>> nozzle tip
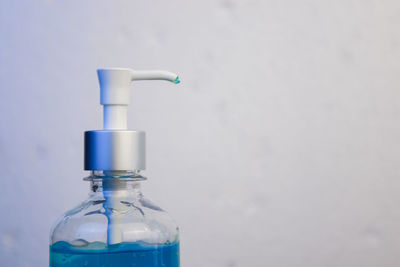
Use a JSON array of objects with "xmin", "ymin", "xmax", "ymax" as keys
[{"xmin": 173, "ymin": 76, "xmax": 181, "ymax": 84}]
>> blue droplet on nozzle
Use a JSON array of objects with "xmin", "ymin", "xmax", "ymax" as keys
[{"xmin": 174, "ymin": 76, "xmax": 181, "ymax": 84}]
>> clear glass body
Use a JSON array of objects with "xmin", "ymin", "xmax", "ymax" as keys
[{"xmin": 49, "ymin": 171, "xmax": 179, "ymax": 267}]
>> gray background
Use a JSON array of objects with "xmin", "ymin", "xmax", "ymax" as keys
[{"xmin": 1, "ymin": 0, "xmax": 400, "ymax": 266}]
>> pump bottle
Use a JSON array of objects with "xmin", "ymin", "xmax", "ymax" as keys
[{"xmin": 49, "ymin": 68, "xmax": 180, "ymax": 267}]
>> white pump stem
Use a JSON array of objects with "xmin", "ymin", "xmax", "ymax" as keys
[{"xmin": 103, "ymin": 105, "xmax": 128, "ymax": 130}]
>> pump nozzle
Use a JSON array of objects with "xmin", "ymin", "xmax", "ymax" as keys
[
  {"xmin": 97, "ymin": 68, "xmax": 179, "ymax": 130},
  {"xmin": 84, "ymin": 68, "xmax": 179, "ymax": 172},
  {"xmin": 131, "ymin": 70, "xmax": 180, "ymax": 84}
]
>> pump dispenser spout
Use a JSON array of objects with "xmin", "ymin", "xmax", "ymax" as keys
[
  {"xmin": 84, "ymin": 68, "xmax": 179, "ymax": 172},
  {"xmin": 98, "ymin": 68, "xmax": 179, "ymax": 130}
]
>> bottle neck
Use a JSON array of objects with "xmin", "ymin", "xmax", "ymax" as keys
[{"xmin": 86, "ymin": 170, "xmax": 146, "ymax": 197}]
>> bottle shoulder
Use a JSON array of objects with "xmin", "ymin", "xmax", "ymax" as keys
[{"xmin": 50, "ymin": 194, "xmax": 179, "ymax": 245}]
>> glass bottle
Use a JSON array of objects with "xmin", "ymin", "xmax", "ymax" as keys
[{"xmin": 50, "ymin": 68, "xmax": 181, "ymax": 267}]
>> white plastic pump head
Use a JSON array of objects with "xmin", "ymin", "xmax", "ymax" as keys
[
  {"xmin": 98, "ymin": 68, "xmax": 180, "ymax": 130},
  {"xmin": 84, "ymin": 68, "xmax": 180, "ymax": 171}
]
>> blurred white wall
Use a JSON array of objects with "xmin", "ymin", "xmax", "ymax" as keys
[{"xmin": 1, "ymin": 0, "xmax": 400, "ymax": 266}]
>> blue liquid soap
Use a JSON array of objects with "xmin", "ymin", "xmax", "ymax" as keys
[{"xmin": 50, "ymin": 241, "xmax": 179, "ymax": 267}]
